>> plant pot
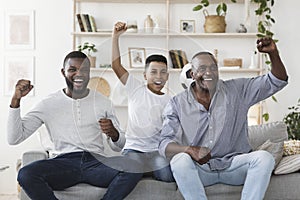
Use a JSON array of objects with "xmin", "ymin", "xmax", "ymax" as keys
[
  {"xmin": 203, "ymin": 10, "xmax": 226, "ymax": 33},
  {"xmin": 88, "ymin": 56, "xmax": 96, "ymax": 68}
]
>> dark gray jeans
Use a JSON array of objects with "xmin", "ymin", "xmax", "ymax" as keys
[{"xmin": 18, "ymin": 151, "xmax": 143, "ymax": 200}]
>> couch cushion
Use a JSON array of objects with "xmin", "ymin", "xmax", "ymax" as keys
[
  {"xmin": 274, "ymin": 154, "xmax": 300, "ymax": 175},
  {"xmin": 126, "ymin": 178, "xmax": 183, "ymax": 200},
  {"xmin": 54, "ymin": 183, "xmax": 106, "ymax": 200},
  {"xmin": 53, "ymin": 179, "xmax": 183, "ymax": 200},
  {"xmin": 248, "ymin": 121, "xmax": 288, "ymax": 150},
  {"xmin": 256, "ymin": 139, "xmax": 284, "ymax": 167},
  {"xmin": 266, "ymin": 173, "xmax": 300, "ymax": 200}
]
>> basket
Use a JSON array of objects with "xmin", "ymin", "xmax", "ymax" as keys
[
  {"xmin": 203, "ymin": 10, "xmax": 226, "ymax": 33},
  {"xmin": 223, "ymin": 58, "xmax": 243, "ymax": 67}
]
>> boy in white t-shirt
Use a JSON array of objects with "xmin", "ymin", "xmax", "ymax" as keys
[{"xmin": 112, "ymin": 21, "xmax": 174, "ymax": 182}]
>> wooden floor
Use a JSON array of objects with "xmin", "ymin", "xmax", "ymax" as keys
[{"xmin": 0, "ymin": 194, "xmax": 18, "ymax": 200}]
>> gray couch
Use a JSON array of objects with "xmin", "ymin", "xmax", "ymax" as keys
[{"xmin": 20, "ymin": 122, "xmax": 300, "ymax": 200}]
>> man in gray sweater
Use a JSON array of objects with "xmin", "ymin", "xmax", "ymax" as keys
[{"xmin": 7, "ymin": 51, "xmax": 142, "ymax": 200}]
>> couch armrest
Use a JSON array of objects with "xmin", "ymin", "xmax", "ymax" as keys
[{"xmin": 22, "ymin": 150, "xmax": 49, "ymax": 166}]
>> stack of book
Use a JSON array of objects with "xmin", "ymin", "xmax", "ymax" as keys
[
  {"xmin": 169, "ymin": 50, "xmax": 188, "ymax": 69},
  {"xmin": 76, "ymin": 14, "xmax": 97, "ymax": 32}
]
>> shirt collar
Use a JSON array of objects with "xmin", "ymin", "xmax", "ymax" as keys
[{"xmin": 187, "ymin": 80, "xmax": 221, "ymax": 104}]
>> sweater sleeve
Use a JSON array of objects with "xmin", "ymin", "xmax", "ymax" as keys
[
  {"xmin": 106, "ymin": 107, "xmax": 126, "ymax": 151},
  {"xmin": 7, "ymin": 107, "xmax": 42, "ymax": 145}
]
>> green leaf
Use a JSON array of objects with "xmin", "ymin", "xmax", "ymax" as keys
[
  {"xmin": 193, "ymin": 5, "xmax": 203, "ymax": 11},
  {"xmin": 256, "ymin": 33, "xmax": 266, "ymax": 38},
  {"xmin": 271, "ymin": 0, "xmax": 275, "ymax": 6},
  {"xmin": 270, "ymin": 18, "xmax": 275, "ymax": 23},
  {"xmin": 255, "ymin": 9, "xmax": 263, "ymax": 15},
  {"xmin": 216, "ymin": 4, "xmax": 222, "ymax": 16},
  {"xmin": 258, "ymin": 23, "xmax": 266, "ymax": 33},
  {"xmin": 265, "ymin": 30, "xmax": 274, "ymax": 37},
  {"xmin": 222, "ymin": 3, "xmax": 227, "ymax": 13},
  {"xmin": 271, "ymin": 95, "xmax": 278, "ymax": 102},
  {"xmin": 263, "ymin": 113, "xmax": 269, "ymax": 121},
  {"xmin": 201, "ymin": 0, "xmax": 209, "ymax": 7},
  {"xmin": 231, "ymin": 0, "xmax": 237, "ymax": 2}
]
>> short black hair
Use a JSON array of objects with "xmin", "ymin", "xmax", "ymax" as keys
[
  {"xmin": 63, "ymin": 51, "xmax": 90, "ymax": 68},
  {"xmin": 145, "ymin": 54, "xmax": 167, "ymax": 71}
]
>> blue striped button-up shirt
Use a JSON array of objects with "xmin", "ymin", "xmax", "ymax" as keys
[{"xmin": 159, "ymin": 72, "xmax": 288, "ymax": 170}]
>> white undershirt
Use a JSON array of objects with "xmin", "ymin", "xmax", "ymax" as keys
[{"xmin": 124, "ymin": 74, "xmax": 171, "ymax": 152}]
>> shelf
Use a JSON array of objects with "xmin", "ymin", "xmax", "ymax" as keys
[
  {"xmin": 91, "ymin": 68, "xmax": 261, "ymax": 73},
  {"xmin": 75, "ymin": 0, "xmax": 165, "ymax": 3},
  {"xmin": 73, "ymin": 32, "xmax": 258, "ymax": 38},
  {"xmin": 75, "ymin": 0, "xmax": 244, "ymax": 3},
  {"xmin": 72, "ymin": 32, "xmax": 168, "ymax": 37},
  {"xmin": 170, "ymin": 0, "xmax": 245, "ymax": 3},
  {"xmin": 219, "ymin": 68, "xmax": 261, "ymax": 73},
  {"xmin": 168, "ymin": 33, "xmax": 258, "ymax": 38}
]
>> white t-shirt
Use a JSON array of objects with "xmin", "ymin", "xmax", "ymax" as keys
[{"xmin": 124, "ymin": 74, "xmax": 171, "ymax": 152}]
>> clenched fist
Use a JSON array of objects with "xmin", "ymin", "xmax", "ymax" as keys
[
  {"xmin": 10, "ymin": 79, "xmax": 34, "ymax": 108},
  {"xmin": 99, "ymin": 118, "xmax": 119, "ymax": 142},
  {"xmin": 185, "ymin": 146, "xmax": 211, "ymax": 165}
]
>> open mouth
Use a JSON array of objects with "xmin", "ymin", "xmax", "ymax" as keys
[
  {"xmin": 154, "ymin": 81, "xmax": 163, "ymax": 85},
  {"xmin": 203, "ymin": 78, "xmax": 213, "ymax": 81},
  {"xmin": 73, "ymin": 78, "xmax": 84, "ymax": 87}
]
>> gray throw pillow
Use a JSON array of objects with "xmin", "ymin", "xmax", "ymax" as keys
[{"xmin": 256, "ymin": 139, "xmax": 284, "ymax": 168}]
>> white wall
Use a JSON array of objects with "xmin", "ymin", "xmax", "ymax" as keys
[
  {"xmin": 0, "ymin": 0, "xmax": 72, "ymax": 194},
  {"xmin": 0, "ymin": 0, "xmax": 299, "ymax": 194}
]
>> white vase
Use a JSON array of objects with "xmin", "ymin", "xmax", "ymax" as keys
[{"xmin": 144, "ymin": 15, "xmax": 154, "ymax": 33}]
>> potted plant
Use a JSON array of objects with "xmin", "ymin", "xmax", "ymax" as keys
[
  {"xmin": 193, "ymin": 0, "xmax": 237, "ymax": 33},
  {"xmin": 252, "ymin": 0, "xmax": 277, "ymax": 122},
  {"xmin": 283, "ymin": 99, "xmax": 300, "ymax": 140},
  {"xmin": 77, "ymin": 42, "xmax": 97, "ymax": 67}
]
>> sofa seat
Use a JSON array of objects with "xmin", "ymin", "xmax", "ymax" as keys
[
  {"xmin": 22, "ymin": 173, "xmax": 300, "ymax": 200},
  {"xmin": 20, "ymin": 122, "xmax": 300, "ymax": 200}
]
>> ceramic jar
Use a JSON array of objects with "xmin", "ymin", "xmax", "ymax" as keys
[{"xmin": 144, "ymin": 15, "xmax": 154, "ymax": 33}]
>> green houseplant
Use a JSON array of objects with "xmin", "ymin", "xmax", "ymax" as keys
[
  {"xmin": 252, "ymin": 0, "xmax": 277, "ymax": 122},
  {"xmin": 77, "ymin": 42, "xmax": 97, "ymax": 67},
  {"xmin": 193, "ymin": 0, "xmax": 275, "ymax": 36},
  {"xmin": 283, "ymin": 99, "xmax": 300, "ymax": 140},
  {"xmin": 193, "ymin": 0, "xmax": 237, "ymax": 33},
  {"xmin": 193, "ymin": 0, "xmax": 237, "ymax": 16},
  {"xmin": 193, "ymin": 0, "xmax": 236, "ymax": 16}
]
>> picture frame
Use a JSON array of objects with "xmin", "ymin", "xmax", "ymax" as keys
[
  {"xmin": 3, "ymin": 56, "xmax": 35, "ymax": 96},
  {"xmin": 128, "ymin": 47, "xmax": 146, "ymax": 68},
  {"xmin": 4, "ymin": 10, "xmax": 35, "ymax": 49},
  {"xmin": 180, "ymin": 20, "xmax": 195, "ymax": 33}
]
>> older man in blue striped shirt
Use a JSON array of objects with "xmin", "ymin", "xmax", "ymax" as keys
[{"xmin": 159, "ymin": 37, "xmax": 288, "ymax": 200}]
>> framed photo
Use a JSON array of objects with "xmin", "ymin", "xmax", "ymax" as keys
[
  {"xmin": 180, "ymin": 20, "xmax": 195, "ymax": 33},
  {"xmin": 4, "ymin": 10, "xmax": 35, "ymax": 49},
  {"xmin": 3, "ymin": 56, "xmax": 35, "ymax": 96},
  {"xmin": 128, "ymin": 47, "xmax": 146, "ymax": 68}
]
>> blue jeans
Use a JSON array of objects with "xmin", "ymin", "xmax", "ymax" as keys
[
  {"xmin": 170, "ymin": 151, "xmax": 275, "ymax": 200},
  {"xmin": 18, "ymin": 151, "xmax": 143, "ymax": 200},
  {"xmin": 123, "ymin": 149, "xmax": 174, "ymax": 182}
]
